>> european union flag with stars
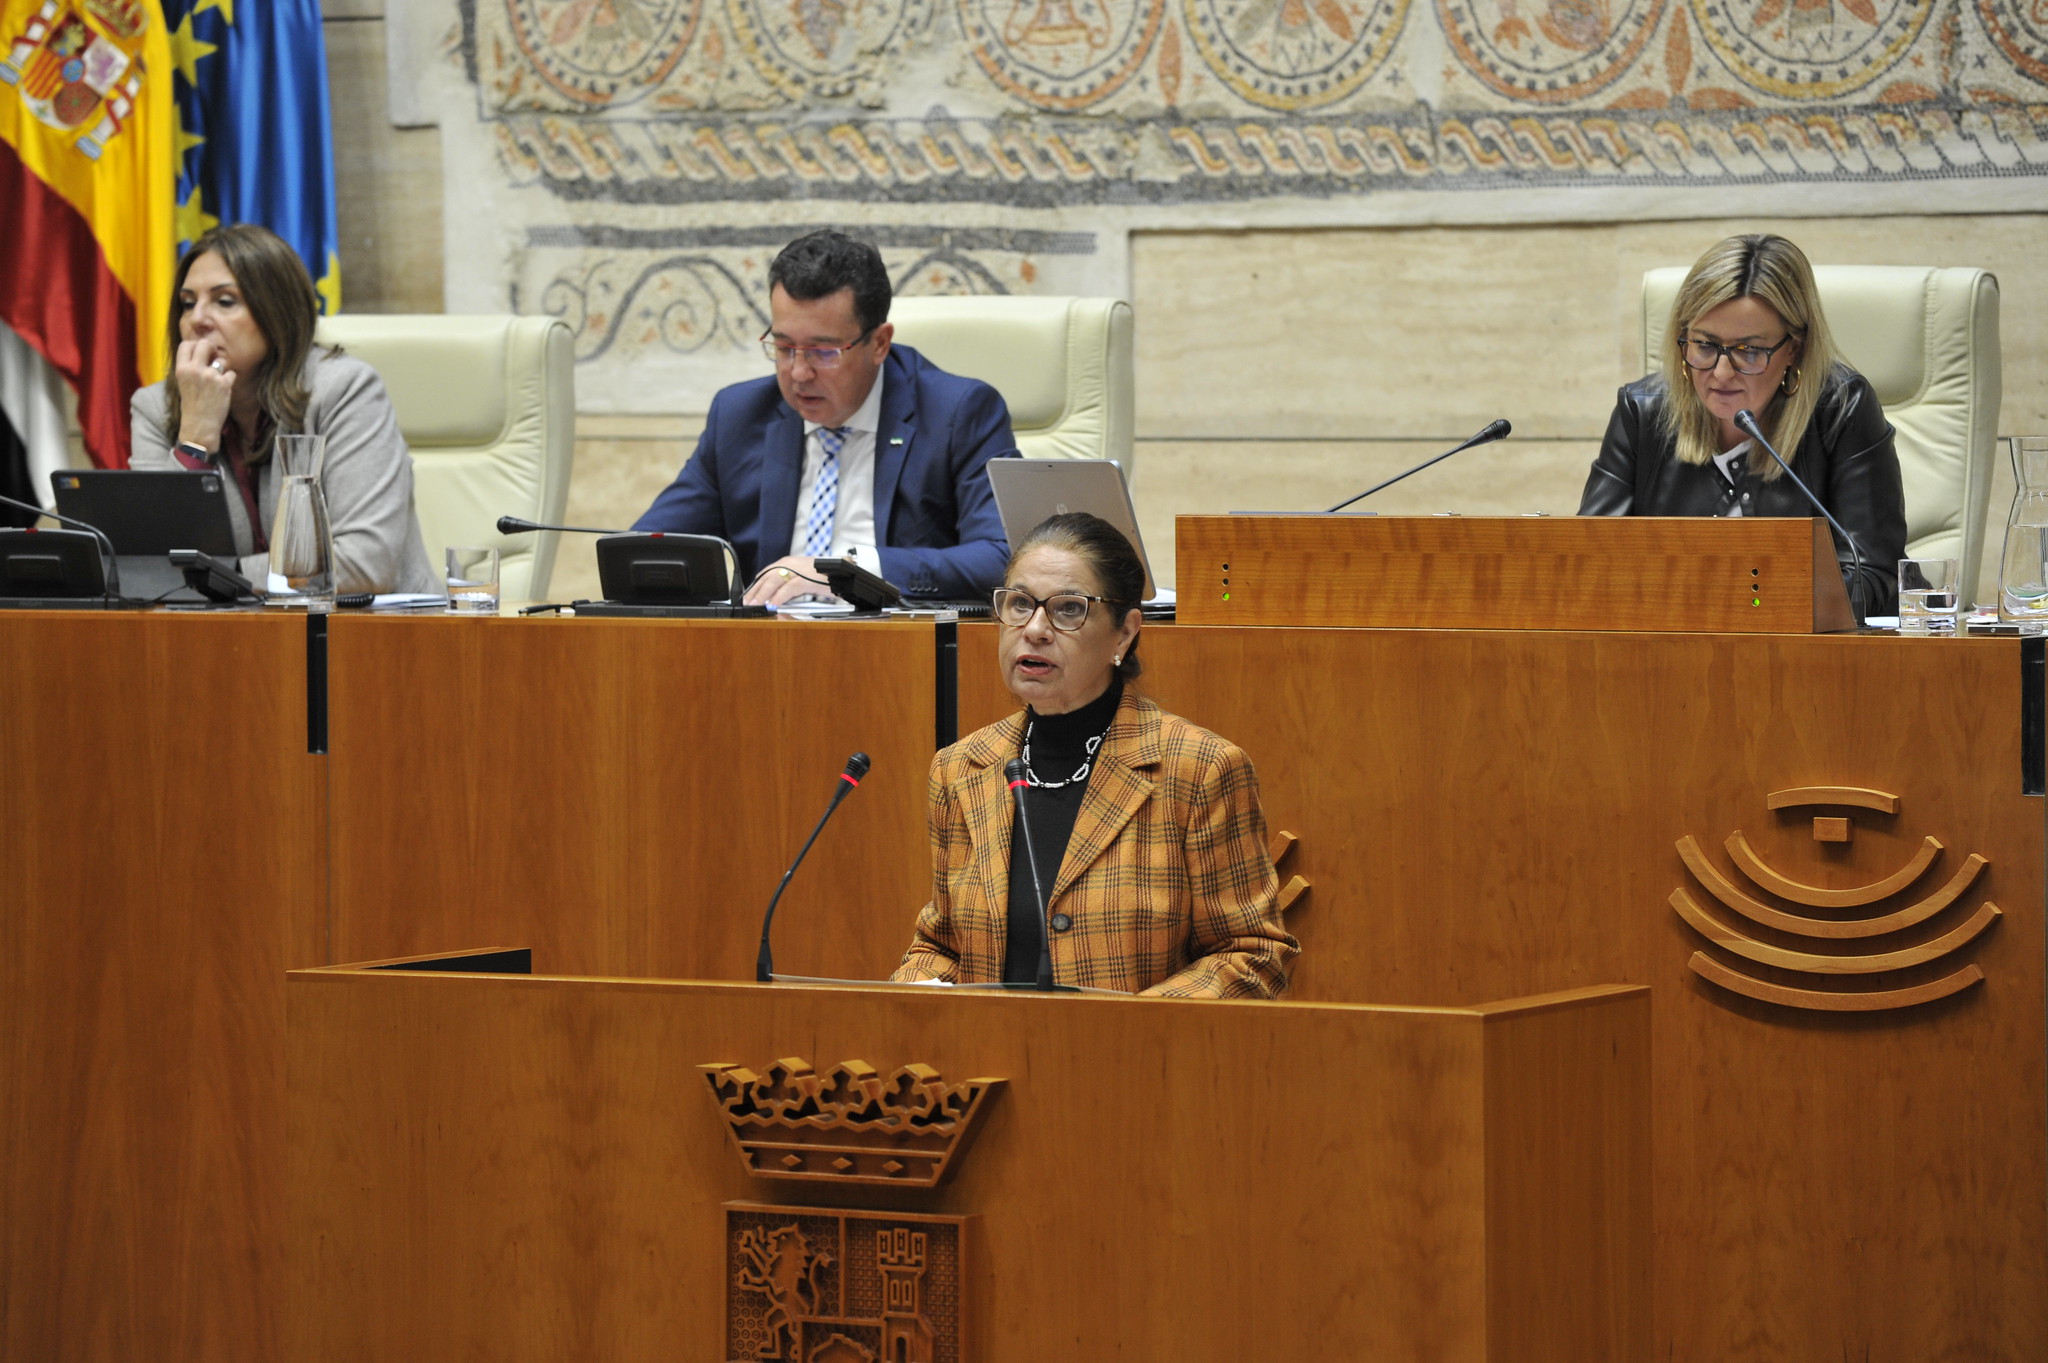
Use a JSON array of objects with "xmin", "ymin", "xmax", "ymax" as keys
[{"xmin": 164, "ymin": 0, "xmax": 340, "ymax": 312}]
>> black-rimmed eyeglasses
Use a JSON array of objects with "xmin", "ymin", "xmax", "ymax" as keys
[
  {"xmin": 992, "ymin": 588, "xmax": 1117, "ymax": 632},
  {"xmin": 1680, "ymin": 333, "xmax": 1798, "ymax": 376}
]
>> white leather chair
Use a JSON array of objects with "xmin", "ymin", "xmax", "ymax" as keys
[
  {"xmin": 1643, "ymin": 266, "xmax": 2002, "ymax": 593},
  {"xmin": 886, "ymin": 296, "xmax": 1135, "ymax": 477},
  {"xmin": 313, "ymin": 314, "xmax": 575, "ymax": 600}
]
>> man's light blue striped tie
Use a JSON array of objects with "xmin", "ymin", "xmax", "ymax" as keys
[{"xmin": 803, "ymin": 427, "xmax": 845, "ymax": 558}]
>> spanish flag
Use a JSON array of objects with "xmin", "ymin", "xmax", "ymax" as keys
[{"xmin": 0, "ymin": 0, "xmax": 174, "ymax": 469}]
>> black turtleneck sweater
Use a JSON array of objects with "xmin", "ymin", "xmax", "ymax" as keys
[{"xmin": 1004, "ymin": 677, "xmax": 1124, "ymax": 985}]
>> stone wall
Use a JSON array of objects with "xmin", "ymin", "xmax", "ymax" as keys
[{"xmin": 323, "ymin": 0, "xmax": 2048, "ymax": 605}]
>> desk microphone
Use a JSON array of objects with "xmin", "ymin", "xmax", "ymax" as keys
[
  {"xmin": 1325, "ymin": 418, "xmax": 1513, "ymax": 514},
  {"xmin": 1732, "ymin": 409, "xmax": 1866, "ymax": 612},
  {"xmin": 1004, "ymin": 758, "xmax": 1057, "ymax": 991},
  {"xmin": 0, "ymin": 491, "xmax": 121, "ymax": 596},
  {"xmin": 496, "ymin": 515, "xmax": 626, "ymax": 536},
  {"xmin": 756, "ymin": 752, "xmax": 870, "ymax": 983}
]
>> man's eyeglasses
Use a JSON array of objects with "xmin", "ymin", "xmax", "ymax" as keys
[
  {"xmin": 992, "ymin": 588, "xmax": 1117, "ymax": 632},
  {"xmin": 759, "ymin": 328, "xmax": 875, "ymax": 369},
  {"xmin": 1680, "ymin": 333, "xmax": 1797, "ymax": 376}
]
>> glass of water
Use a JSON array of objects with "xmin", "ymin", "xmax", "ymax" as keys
[
  {"xmin": 446, "ymin": 546, "xmax": 500, "ymax": 615},
  {"xmin": 1898, "ymin": 557, "xmax": 1960, "ymax": 635}
]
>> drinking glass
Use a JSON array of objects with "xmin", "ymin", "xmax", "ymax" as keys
[
  {"xmin": 446, "ymin": 546, "xmax": 500, "ymax": 614},
  {"xmin": 1897, "ymin": 557, "xmax": 1959, "ymax": 636}
]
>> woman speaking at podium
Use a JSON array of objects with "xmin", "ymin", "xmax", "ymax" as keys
[
  {"xmin": 1576, "ymin": 233, "xmax": 1906, "ymax": 619},
  {"xmin": 891, "ymin": 513, "xmax": 1298, "ymax": 998},
  {"xmin": 130, "ymin": 224, "xmax": 437, "ymax": 595}
]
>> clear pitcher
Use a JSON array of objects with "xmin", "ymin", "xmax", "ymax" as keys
[{"xmin": 267, "ymin": 433, "xmax": 334, "ymax": 610}]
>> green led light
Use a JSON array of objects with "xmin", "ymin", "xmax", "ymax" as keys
[{"xmin": 1223, "ymin": 592, "xmax": 1231, "ymax": 601}]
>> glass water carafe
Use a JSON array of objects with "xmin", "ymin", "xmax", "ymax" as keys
[{"xmin": 267, "ymin": 433, "xmax": 334, "ymax": 610}]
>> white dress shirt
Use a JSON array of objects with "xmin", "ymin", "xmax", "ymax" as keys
[
  {"xmin": 792, "ymin": 369, "xmax": 883, "ymax": 569},
  {"xmin": 1713, "ymin": 439, "xmax": 1752, "ymax": 518}
]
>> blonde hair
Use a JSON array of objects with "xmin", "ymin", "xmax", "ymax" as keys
[
  {"xmin": 161, "ymin": 224, "xmax": 325, "ymax": 463},
  {"xmin": 1660, "ymin": 234, "xmax": 1837, "ymax": 481}
]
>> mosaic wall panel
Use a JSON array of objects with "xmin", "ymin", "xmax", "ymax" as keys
[{"xmin": 414, "ymin": 0, "xmax": 2048, "ymax": 409}]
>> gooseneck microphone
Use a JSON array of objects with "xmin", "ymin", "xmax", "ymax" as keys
[
  {"xmin": 1004, "ymin": 758, "xmax": 1056, "ymax": 991},
  {"xmin": 1325, "ymin": 418, "xmax": 1513, "ymax": 514},
  {"xmin": 755, "ymin": 753, "xmax": 871, "ymax": 983},
  {"xmin": 496, "ymin": 515, "xmax": 626, "ymax": 536},
  {"xmin": 1732, "ymin": 408, "xmax": 1867, "ymax": 612},
  {"xmin": 0, "ymin": 491, "xmax": 122, "ymax": 596}
]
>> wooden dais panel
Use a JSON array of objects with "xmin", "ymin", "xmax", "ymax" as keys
[{"xmin": 1174, "ymin": 514, "xmax": 1855, "ymax": 631}]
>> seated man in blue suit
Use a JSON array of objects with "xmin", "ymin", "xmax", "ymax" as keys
[{"xmin": 635, "ymin": 230, "xmax": 1016, "ymax": 606}]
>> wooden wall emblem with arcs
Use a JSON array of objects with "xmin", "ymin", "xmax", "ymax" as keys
[{"xmin": 1671, "ymin": 787, "xmax": 2001, "ymax": 1012}]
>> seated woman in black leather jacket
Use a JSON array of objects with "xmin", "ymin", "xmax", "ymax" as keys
[{"xmin": 1577, "ymin": 233, "xmax": 1907, "ymax": 620}]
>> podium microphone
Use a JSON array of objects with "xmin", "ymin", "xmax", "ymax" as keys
[
  {"xmin": 1004, "ymin": 758, "xmax": 1056, "ymax": 991},
  {"xmin": 0, "ymin": 491, "xmax": 122, "ymax": 596},
  {"xmin": 497, "ymin": 515, "xmax": 626, "ymax": 536},
  {"xmin": 1732, "ymin": 409, "xmax": 1866, "ymax": 609},
  {"xmin": 1325, "ymin": 418, "xmax": 1512, "ymax": 514},
  {"xmin": 756, "ymin": 752, "xmax": 870, "ymax": 982}
]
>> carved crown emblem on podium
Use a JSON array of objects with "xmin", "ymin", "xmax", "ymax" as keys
[{"xmin": 701, "ymin": 1058, "xmax": 1005, "ymax": 1187}]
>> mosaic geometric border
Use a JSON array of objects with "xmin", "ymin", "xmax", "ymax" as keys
[{"xmin": 493, "ymin": 102, "xmax": 2048, "ymax": 205}]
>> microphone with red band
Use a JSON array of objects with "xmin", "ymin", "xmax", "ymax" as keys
[
  {"xmin": 756, "ymin": 752, "xmax": 871, "ymax": 982},
  {"xmin": 1004, "ymin": 757, "xmax": 1057, "ymax": 991}
]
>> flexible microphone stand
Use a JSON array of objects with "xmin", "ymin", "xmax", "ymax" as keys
[
  {"xmin": 756, "ymin": 753, "xmax": 870, "ymax": 982},
  {"xmin": 1004, "ymin": 757, "xmax": 1057, "ymax": 991},
  {"xmin": 1733, "ymin": 409, "xmax": 1867, "ymax": 613}
]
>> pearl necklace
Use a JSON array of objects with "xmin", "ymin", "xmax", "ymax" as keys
[{"xmin": 1019, "ymin": 711, "xmax": 1116, "ymax": 789}]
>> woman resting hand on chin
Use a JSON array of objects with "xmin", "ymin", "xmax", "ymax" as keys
[
  {"xmin": 891, "ymin": 513, "xmax": 1298, "ymax": 998},
  {"xmin": 129, "ymin": 223, "xmax": 437, "ymax": 595},
  {"xmin": 1577, "ymin": 232, "xmax": 1907, "ymax": 620}
]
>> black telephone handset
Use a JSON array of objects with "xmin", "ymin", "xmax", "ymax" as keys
[
  {"xmin": 813, "ymin": 557, "xmax": 903, "ymax": 613},
  {"xmin": 168, "ymin": 548, "xmax": 258, "ymax": 604}
]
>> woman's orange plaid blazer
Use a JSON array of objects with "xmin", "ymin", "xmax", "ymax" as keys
[{"xmin": 891, "ymin": 689, "xmax": 1297, "ymax": 998}]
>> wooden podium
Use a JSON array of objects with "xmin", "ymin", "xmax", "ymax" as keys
[
  {"xmin": 286, "ymin": 956, "xmax": 1649, "ymax": 1362},
  {"xmin": 1175, "ymin": 515, "xmax": 1858, "ymax": 632}
]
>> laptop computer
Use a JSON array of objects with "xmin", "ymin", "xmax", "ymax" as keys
[
  {"xmin": 51, "ymin": 469, "xmax": 240, "ymax": 600},
  {"xmin": 985, "ymin": 458, "xmax": 1159, "ymax": 603}
]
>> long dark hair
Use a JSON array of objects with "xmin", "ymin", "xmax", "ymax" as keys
[
  {"xmin": 1006, "ymin": 512, "xmax": 1146, "ymax": 681},
  {"xmin": 161, "ymin": 224, "xmax": 323, "ymax": 462}
]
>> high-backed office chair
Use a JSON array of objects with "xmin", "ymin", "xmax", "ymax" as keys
[
  {"xmin": 887, "ymin": 296, "xmax": 1135, "ymax": 477},
  {"xmin": 313, "ymin": 314, "xmax": 575, "ymax": 600},
  {"xmin": 1643, "ymin": 266, "xmax": 2002, "ymax": 594}
]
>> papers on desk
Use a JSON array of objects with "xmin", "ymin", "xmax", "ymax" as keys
[
  {"xmin": 371, "ymin": 593, "xmax": 448, "ymax": 611},
  {"xmin": 769, "ymin": 598, "xmax": 857, "ymax": 618}
]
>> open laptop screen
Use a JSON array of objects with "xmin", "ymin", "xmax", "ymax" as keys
[{"xmin": 985, "ymin": 459, "xmax": 1156, "ymax": 602}]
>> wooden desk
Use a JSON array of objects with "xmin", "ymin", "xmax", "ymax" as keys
[
  {"xmin": 286, "ymin": 964, "xmax": 1649, "ymax": 1362},
  {"xmin": 324, "ymin": 614, "xmax": 945, "ymax": 981},
  {"xmin": 0, "ymin": 611, "xmax": 948, "ymax": 1363},
  {"xmin": 962, "ymin": 622, "xmax": 2048, "ymax": 1360},
  {"xmin": 6, "ymin": 609, "xmax": 2043, "ymax": 1362},
  {"xmin": 0, "ymin": 611, "xmax": 324, "ymax": 1363}
]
